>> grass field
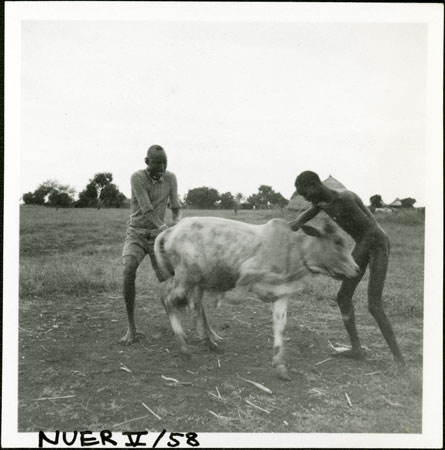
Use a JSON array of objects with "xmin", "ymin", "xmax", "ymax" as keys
[{"xmin": 18, "ymin": 206, "xmax": 424, "ymax": 433}]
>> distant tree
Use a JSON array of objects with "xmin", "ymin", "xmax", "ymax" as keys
[
  {"xmin": 257, "ymin": 185, "xmax": 275, "ymax": 207},
  {"xmin": 246, "ymin": 193, "xmax": 262, "ymax": 209},
  {"xmin": 235, "ymin": 193, "xmax": 244, "ymax": 203},
  {"xmin": 22, "ymin": 192, "xmax": 41, "ymax": 205},
  {"xmin": 92, "ymin": 172, "xmax": 113, "ymax": 209},
  {"xmin": 185, "ymin": 187, "xmax": 220, "ymax": 209},
  {"xmin": 370, "ymin": 195, "xmax": 383, "ymax": 209},
  {"xmin": 220, "ymin": 192, "xmax": 234, "ymax": 209},
  {"xmin": 48, "ymin": 191, "xmax": 74, "ymax": 209},
  {"xmin": 400, "ymin": 197, "xmax": 416, "ymax": 208},
  {"xmin": 22, "ymin": 180, "xmax": 76, "ymax": 206},
  {"xmin": 269, "ymin": 192, "xmax": 288, "ymax": 208},
  {"xmin": 100, "ymin": 183, "xmax": 127, "ymax": 208},
  {"xmin": 77, "ymin": 181, "xmax": 99, "ymax": 208},
  {"xmin": 76, "ymin": 172, "xmax": 125, "ymax": 208},
  {"xmin": 247, "ymin": 185, "xmax": 287, "ymax": 209}
]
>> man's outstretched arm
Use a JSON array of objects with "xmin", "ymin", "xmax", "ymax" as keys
[{"xmin": 288, "ymin": 205, "xmax": 321, "ymax": 231}]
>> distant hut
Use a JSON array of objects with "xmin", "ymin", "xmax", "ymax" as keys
[
  {"xmin": 287, "ymin": 175, "xmax": 346, "ymax": 212},
  {"xmin": 388, "ymin": 198, "xmax": 402, "ymax": 209}
]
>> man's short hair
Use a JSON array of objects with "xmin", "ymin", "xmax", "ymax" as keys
[
  {"xmin": 146, "ymin": 144, "xmax": 167, "ymax": 166},
  {"xmin": 295, "ymin": 171, "xmax": 322, "ymax": 188}
]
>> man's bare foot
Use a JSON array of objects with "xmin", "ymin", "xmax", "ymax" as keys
[
  {"xmin": 119, "ymin": 329, "xmax": 144, "ymax": 345},
  {"xmin": 331, "ymin": 345, "xmax": 365, "ymax": 360}
]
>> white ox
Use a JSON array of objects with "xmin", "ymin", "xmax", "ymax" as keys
[{"xmin": 154, "ymin": 216, "xmax": 359, "ymax": 380}]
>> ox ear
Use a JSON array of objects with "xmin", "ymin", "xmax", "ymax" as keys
[{"xmin": 301, "ymin": 225, "xmax": 322, "ymax": 238}]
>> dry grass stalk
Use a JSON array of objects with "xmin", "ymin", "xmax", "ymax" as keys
[
  {"xmin": 233, "ymin": 317, "xmax": 251, "ymax": 326},
  {"xmin": 141, "ymin": 402, "xmax": 162, "ymax": 420},
  {"xmin": 315, "ymin": 357, "xmax": 331, "ymax": 366},
  {"xmin": 245, "ymin": 399, "xmax": 270, "ymax": 414},
  {"xmin": 161, "ymin": 375, "xmax": 179, "ymax": 383},
  {"xmin": 215, "ymin": 387, "xmax": 221, "ymax": 399},
  {"xmin": 161, "ymin": 375, "xmax": 192, "ymax": 386},
  {"xmin": 113, "ymin": 414, "xmax": 150, "ymax": 428},
  {"xmin": 237, "ymin": 375, "xmax": 273, "ymax": 394},
  {"xmin": 382, "ymin": 395, "xmax": 402, "ymax": 408},
  {"xmin": 208, "ymin": 410, "xmax": 230, "ymax": 420},
  {"xmin": 120, "ymin": 364, "xmax": 132, "ymax": 373},
  {"xmin": 345, "ymin": 392, "xmax": 352, "ymax": 407},
  {"xmin": 34, "ymin": 395, "xmax": 76, "ymax": 401}
]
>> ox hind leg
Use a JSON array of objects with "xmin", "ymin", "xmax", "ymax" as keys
[
  {"xmin": 272, "ymin": 297, "xmax": 290, "ymax": 380},
  {"xmin": 189, "ymin": 287, "xmax": 223, "ymax": 351},
  {"xmin": 163, "ymin": 279, "xmax": 191, "ymax": 358}
]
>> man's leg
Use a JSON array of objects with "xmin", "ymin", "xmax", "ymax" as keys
[
  {"xmin": 334, "ymin": 241, "xmax": 369, "ymax": 359},
  {"xmin": 120, "ymin": 255, "xmax": 143, "ymax": 345},
  {"xmin": 367, "ymin": 238, "xmax": 405, "ymax": 364}
]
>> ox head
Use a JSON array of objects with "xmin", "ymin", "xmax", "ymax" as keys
[{"xmin": 300, "ymin": 221, "xmax": 360, "ymax": 280}]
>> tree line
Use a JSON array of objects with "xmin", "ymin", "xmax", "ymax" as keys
[
  {"xmin": 22, "ymin": 173, "xmax": 127, "ymax": 209},
  {"xmin": 184, "ymin": 185, "xmax": 288, "ymax": 210},
  {"xmin": 22, "ymin": 173, "xmax": 289, "ymax": 210}
]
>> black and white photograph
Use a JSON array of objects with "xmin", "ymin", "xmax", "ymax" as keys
[{"xmin": 3, "ymin": 2, "xmax": 443, "ymax": 448}]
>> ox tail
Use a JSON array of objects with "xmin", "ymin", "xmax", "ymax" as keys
[{"xmin": 154, "ymin": 229, "xmax": 175, "ymax": 280}]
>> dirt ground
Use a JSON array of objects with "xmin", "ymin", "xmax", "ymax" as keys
[{"xmin": 19, "ymin": 278, "xmax": 423, "ymax": 434}]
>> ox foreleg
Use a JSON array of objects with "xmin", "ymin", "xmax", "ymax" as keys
[
  {"xmin": 189, "ymin": 287, "xmax": 223, "ymax": 351},
  {"xmin": 272, "ymin": 297, "xmax": 291, "ymax": 380},
  {"xmin": 164, "ymin": 281, "xmax": 191, "ymax": 358}
]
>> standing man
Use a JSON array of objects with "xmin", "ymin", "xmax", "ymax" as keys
[
  {"xmin": 120, "ymin": 145, "xmax": 181, "ymax": 345},
  {"xmin": 289, "ymin": 171, "xmax": 404, "ymax": 365}
]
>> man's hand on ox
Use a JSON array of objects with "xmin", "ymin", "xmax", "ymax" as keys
[
  {"xmin": 148, "ymin": 224, "xmax": 168, "ymax": 239},
  {"xmin": 288, "ymin": 220, "xmax": 300, "ymax": 232}
]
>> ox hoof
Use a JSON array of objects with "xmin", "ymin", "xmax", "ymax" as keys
[
  {"xmin": 206, "ymin": 340, "xmax": 218, "ymax": 351},
  {"xmin": 276, "ymin": 365, "xmax": 291, "ymax": 381},
  {"xmin": 179, "ymin": 347, "xmax": 192, "ymax": 361}
]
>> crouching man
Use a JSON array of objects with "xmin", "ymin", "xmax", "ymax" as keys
[
  {"xmin": 120, "ymin": 144, "xmax": 181, "ymax": 345},
  {"xmin": 289, "ymin": 171, "xmax": 404, "ymax": 365}
]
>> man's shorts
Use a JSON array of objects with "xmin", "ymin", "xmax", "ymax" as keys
[{"xmin": 122, "ymin": 227, "xmax": 166, "ymax": 281}]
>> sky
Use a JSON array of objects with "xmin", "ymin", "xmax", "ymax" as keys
[{"xmin": 20, "ymin": 18, "xmax": 428, "ymax": 205}]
